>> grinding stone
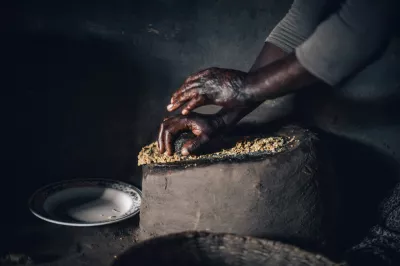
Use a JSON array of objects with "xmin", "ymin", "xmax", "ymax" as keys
[{"xmin": 139, "ymin": 126, "xmax": 338, "ymax": 255}]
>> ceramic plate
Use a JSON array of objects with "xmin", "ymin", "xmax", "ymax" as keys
[{"xmin": 29, "ymin": 178, "xmax": 142, "ymax": 226}]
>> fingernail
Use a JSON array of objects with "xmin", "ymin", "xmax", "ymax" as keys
[
  {"xmin": 167, "ymin": 104, "xmax": 173, "ymax": 110},
  {"xmin": 181, "ymin": 148, "xmax": 189, "ymax": 156}
]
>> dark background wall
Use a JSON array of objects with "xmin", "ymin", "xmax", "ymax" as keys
[
  {"xmin": 2, "ymin": 0, "xmax": 292, "ymax": 242},
  {"xmin": 3, "ymin": 1, "xmax": 400, "ymax": 262}
]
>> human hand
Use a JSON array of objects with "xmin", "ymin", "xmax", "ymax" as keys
[
  {"xmin": 167, "ymin": 67, "xmax": 249, "ymax": 115},
  {"xmin": 158, "ymin": 113, "xmax": 225, "ymax": 156}
]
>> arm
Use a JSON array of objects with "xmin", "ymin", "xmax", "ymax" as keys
[
  {"xmin": 215, "ymin": 43, "xmax": 288, "ymax": 128},
  {"xmin": 159, "ymin": 44, "xmax": 289, "ymax": 156},
  {"xmin": 170, "ymin": 0, "xmax": 328, "ymax": 125},
  {"xmin": 169, "ymin": 0, "xmax": 394, "ymax": 115},
  {"xmin": 236, "ymin": 0, "xmax": 394, "ymax": 103},
  {"xmin": 159, "ymin": 0, "xmax": 329, "ymax": 155},
  {"xmin": 239, "ymin": 53, "xmax": 318, "ymax": 103}
]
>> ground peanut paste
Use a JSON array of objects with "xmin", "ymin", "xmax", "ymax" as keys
[{"xmin": 138, "ymin": 135, "xmax": 297, "ymax": 166}]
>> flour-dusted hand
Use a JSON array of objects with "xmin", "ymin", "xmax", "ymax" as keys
[
  {"xmin": 158, "ymin": 113, "xmax": 225, "ymax": 156},
  {"xmin": 167, "ymin": 67, "xmax": 249, "ymax": 115}
]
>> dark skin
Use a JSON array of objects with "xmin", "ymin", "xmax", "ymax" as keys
[
  {"xmin": 158, "ymin": 113, "xmax": 226, "ymax": 156},
  {"xmin": 158, "ymin": 43, "xmax": 321, "ymax": 156}
]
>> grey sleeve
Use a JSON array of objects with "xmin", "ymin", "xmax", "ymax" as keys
[
  {"xmin": 295, "ymin": 0, "xmax": 393, "ymax": 86},
  {"xmin": 266, "ymin": 0, "xmax": 329, "ymax": 53}
]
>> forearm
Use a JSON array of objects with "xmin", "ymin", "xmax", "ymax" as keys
[
  {"xmin": 216, "ymin": 43, "xmax": 288, "ymax": 127},
  {"xmin": 250, "ymin": 42, "xmax": 289, "ymax": 71},
  {"xmin": 223, "ymin": 0, "xmax": 394, "ymax": 109},
  {"xmin": 215, "ymin": 0, "xmax": 329, "ymax": 127},
  {"xmin": 242, "ymin": 53, "xmax": 319, "ymax": 102}
]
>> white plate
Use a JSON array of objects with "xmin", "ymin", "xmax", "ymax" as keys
[{"xmin": 29, "ymin": 178, "xmax": 142, "ymax": 227}]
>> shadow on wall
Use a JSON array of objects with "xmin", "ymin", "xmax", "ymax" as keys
[
  {"xmin": 318, "ymin": 132, "xmax": 400, "ymax": 256},
  {"xmin": 2, "ymin": 31, "xmax": 172, "ymax": 235},
  {"xmin": 2, "ymin": 0, "xmax": 294, "ymax": 255}
]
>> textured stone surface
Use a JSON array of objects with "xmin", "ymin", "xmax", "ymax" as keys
[{"xmin": 139, "ymin": 127, "xmax": 338, "ymax": 255}]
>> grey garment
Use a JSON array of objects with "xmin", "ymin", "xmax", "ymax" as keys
[
  {"xmin": 266, "ymin": 0, "xmax": 394, "ymax": 86},
  {"xmin": 265, "ymin": 0, "xmax": 400, "ymax": 164},
  {"xmin": 265, "ymin": 1, "xmax": 400, "ymax": 264},
  {"xmin": 266, "ymin": 0, "xmax": 331, "ymax": 54},
  {"xmin": 348, "ymin": 225, "xmax": 400, "ymax": 265}
]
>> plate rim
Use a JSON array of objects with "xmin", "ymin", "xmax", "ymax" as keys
[{"xmin": 28, "ymin": 178, "xmax": 142, "ymax": 227}]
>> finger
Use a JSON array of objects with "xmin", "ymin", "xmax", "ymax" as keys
[
  {"xmin": 165, "ymin": 130, "xmax": 174, "ymax": 156},
  {"xmin": 161, "ymin": 119, "xmax": 189, "ymax": 156},
  {"xmin": 158, "ymin": 122, "xmax": 165, "ymax": 154},
  {"xmin": 170, "ymin": 68, "xmax": 212, "ymax": 103},
  {"xmin": 163, "ymin": 116, "xmax": 173, "ymax": 122},
  {"xmin": 184, "ymin": 68, "xmax": 211, "ymax": 83},
  {"xmin": 181, "ymin": 134, "xmax": 210, "ymax": 156},
  {"xmin": 182, "ymin": 96, "xmax": 206, "ymax": 115},
  {"xmin": 168, "ymin": 89, "xmax": 199, "ymax": 112},
  {"xmin": 183, "ymin": 74, "xmax": 201, "ymax": 84},
  {"xmin": 170, "ymin": 82, "xmax": 200, "ymax": 105}
]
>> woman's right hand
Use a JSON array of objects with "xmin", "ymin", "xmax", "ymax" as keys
[{"xmin": 158, "ymin": 113, "xmax": 225, "ymax": 156}]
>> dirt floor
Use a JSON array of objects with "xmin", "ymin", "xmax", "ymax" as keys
[{"xmin": 2, "ymin": 216, "xmax": 140, "ymax": 266}]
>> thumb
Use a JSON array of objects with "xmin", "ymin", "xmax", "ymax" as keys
[{"xmin": 181, "ymin": 134, "xmax": 210, "ymax": 156}]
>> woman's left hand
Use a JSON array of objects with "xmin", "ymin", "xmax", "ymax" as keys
[{"xmin": 167, "ymin": 67, "xmax": 250, "ymax": 115}]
